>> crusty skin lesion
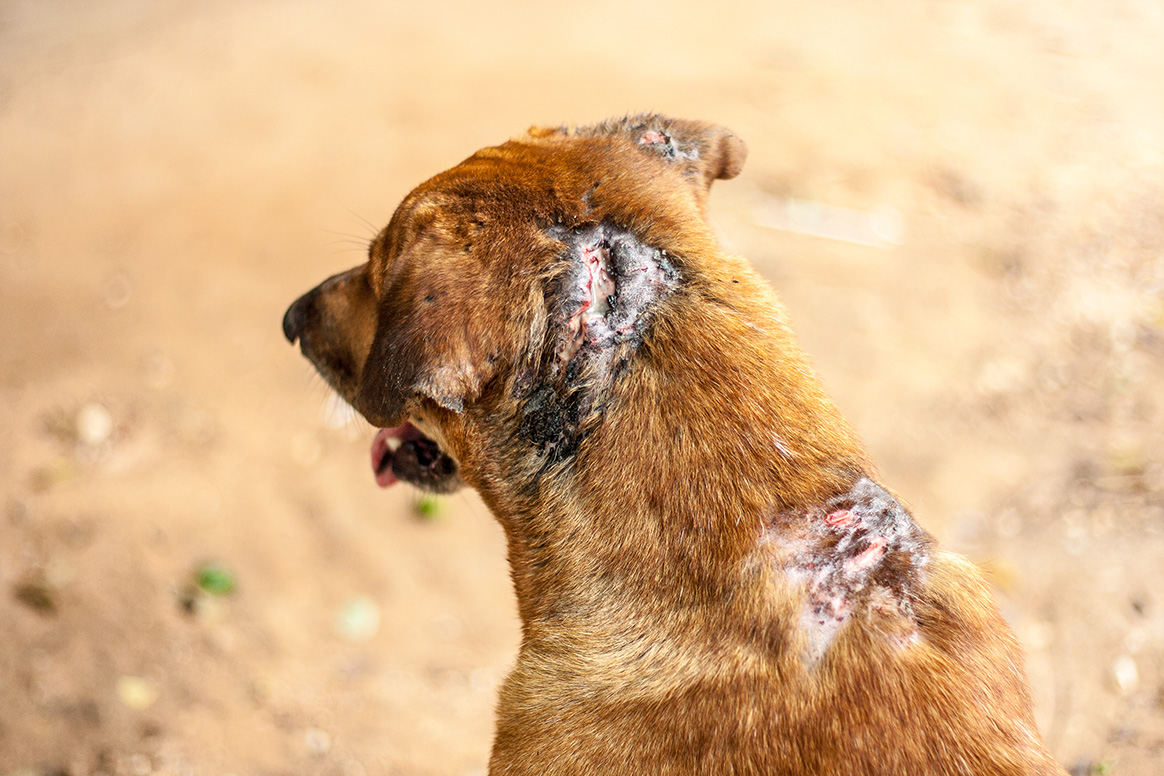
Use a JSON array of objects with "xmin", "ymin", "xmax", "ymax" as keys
[
  {"xmin": 548, "ymin": 222, "xmax": 680, "ymax": 365},
  {"xmin": 517, "ymin": 221, "xmax": 681, "ymax": 464},
  {"xmin": 766, "ymin": 477, "xmax": 934, "ymax": 664}
]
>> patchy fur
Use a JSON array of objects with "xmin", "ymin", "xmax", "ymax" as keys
[
  {"xmin": 284, "ymin": 114, "xmax": 1066, "ymax": 775},
  {"xmin": 767, "ymin": 477, "xmax": 932, "ymax": 665}
]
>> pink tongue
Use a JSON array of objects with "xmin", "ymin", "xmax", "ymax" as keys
[{"xmin": 371, "ymin": 426, "xmax": 401, "ymax": 488}]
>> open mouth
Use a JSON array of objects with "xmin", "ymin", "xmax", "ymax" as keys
[{"xmin": 370, "ymin": 422, "xmax": 461, "ymax": 493}]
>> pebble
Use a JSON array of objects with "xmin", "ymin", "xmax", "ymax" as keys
[
  {"xmin": 1110, "ymin": 654, "xmax": 1139, "ymax": 695},
  {"xmin": 335, "ymin": 596, "xmax": 381, "ymax": 643},
  {"xmin": 76, "ymin": 403, "xmax": 114, "ymax": 446},
  {"xmin": 117, "ymin": 675, "xmax": 159, "ymax": 710}
]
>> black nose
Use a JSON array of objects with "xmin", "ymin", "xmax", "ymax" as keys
[{"xmin": 283, "ymin": 290, "xmax": 314, "ymax": 344}]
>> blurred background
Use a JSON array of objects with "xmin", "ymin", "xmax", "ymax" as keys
[{"xmin": 2, "ymin": 1, "xmax": 1163, "ymax": 774}]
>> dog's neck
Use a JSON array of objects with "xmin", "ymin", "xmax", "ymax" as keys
[{"xmin": 473, "ymin": 269, "xmax": 882, "ymax": 634}]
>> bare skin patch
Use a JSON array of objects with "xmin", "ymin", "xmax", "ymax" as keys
[
  {"xmin": 557, "ymin": 239, "xmax": 616, "ymax": 363},
  {"xmin": 518, "ymin": 222, "xmax": 678, "ymax": 464},
  {"xmin": 768, "ymin": 478, "xmax": 933, "ymax": 664},
  {"xmin": 635, "ymin": 128, "xmax": 700, "ymax": 164},
  {"xmin": 548, "ymin": 222, "xmax": 679, "ymax": 372},
  {"xmin": 569, "ymin": 115, "xmax": 704, "ymax": 167}
]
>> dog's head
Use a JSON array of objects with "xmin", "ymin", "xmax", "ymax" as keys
[{"xmin": 284, "ymin": 115, "xmax": 747, "ymax": 494}]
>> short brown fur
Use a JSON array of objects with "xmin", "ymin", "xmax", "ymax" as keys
[{"xmin": 284, "ymin": 115, "xmax": 1066, "ymax": 775}]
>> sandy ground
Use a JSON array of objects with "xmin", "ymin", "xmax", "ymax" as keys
[{"xmin": 2, "ymin": 1, "xmax": 1164, "ymax": 774}]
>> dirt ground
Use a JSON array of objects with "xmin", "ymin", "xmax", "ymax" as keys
[{"xmin": 2, "ymin": 1, "xmax": 1163, "ymax": 774}]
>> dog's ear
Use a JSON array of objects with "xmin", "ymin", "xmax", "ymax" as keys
[
  {"xmin": 550, "ymin": 114, "xmax": 748, "ymax": 198},
  {"xmin": 355, "ymin": 289, "xmax": 485, "ymax": 426}
]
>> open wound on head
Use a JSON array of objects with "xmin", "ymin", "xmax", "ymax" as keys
[
  {"xmin": 770, "ymin": 478, "xmax": 933, "ymax": 664},
  {"xmin": 516, "ymin": 223, "xmax": 677, "ymax": 466},
  {"xmin": 558, "ymin": 240, "xmax": 616, "ymax": 362},
  {"xmin": 548, "ymin": 222, "xmax": 679, "ymax": 371}
]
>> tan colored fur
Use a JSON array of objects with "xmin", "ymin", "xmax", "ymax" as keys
[{"xmin": 284, "ymin": 115, "xmax": 1066, "ymax": 775}]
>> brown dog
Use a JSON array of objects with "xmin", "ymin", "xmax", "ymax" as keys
[{"xmin": 284, "ymin": 115, "xmax": 1066, "ymax": 775}]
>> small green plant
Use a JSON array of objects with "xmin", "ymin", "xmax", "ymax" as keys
[
  {"xmin": 414, "ymin": 494, "xmax": 443, "ymax": 520},
  {"xmin": 195, "ymin": 562, "xmax": 236, "ymax": 596}
]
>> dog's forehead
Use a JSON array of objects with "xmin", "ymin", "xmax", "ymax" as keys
[
  {"xmin": 365, "ymin": 144, "xmax": 609, "ymax": 280},
  {"xmin": 397, "ymin": 133, "xmax": 677, "ymax": 221},
  {"xmin": 365, "ymin": 186, "xmax": 461, "ymax": 293},
  {"xmin": 363, "ymin": 127, "xmax": 719, "ymax": 303}
]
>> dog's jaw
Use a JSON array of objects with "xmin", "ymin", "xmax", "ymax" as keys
[{"xmin": 370, "ymin": 422, "xmax": 461, "ymax": 493}]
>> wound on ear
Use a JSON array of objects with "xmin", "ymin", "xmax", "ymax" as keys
[
  {"xmin": 566, "ymin": 114, "xmax": 747, "ymax": 192},
  {"xmin": 635, "ymin": 128, "xmax": 699, "ymax": 164}
]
